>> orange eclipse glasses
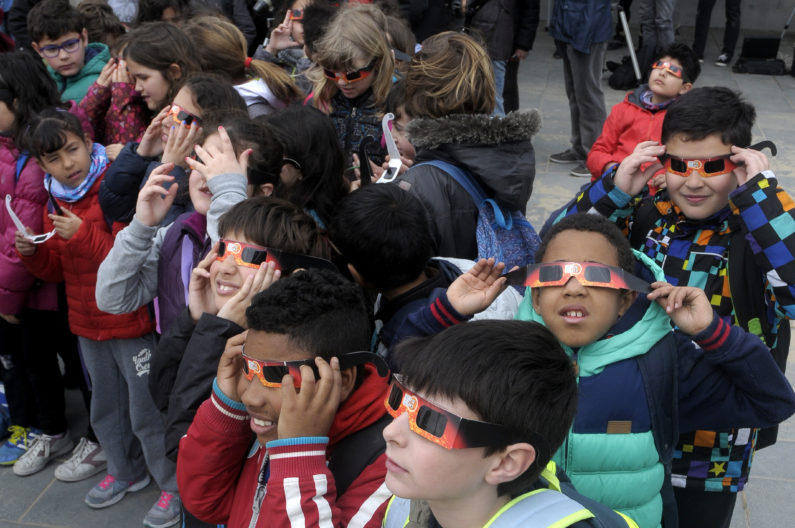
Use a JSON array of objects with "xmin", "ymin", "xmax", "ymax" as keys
[{"xmin": 503, "ymin": 262, "xmax": 651, "ymax": 293}]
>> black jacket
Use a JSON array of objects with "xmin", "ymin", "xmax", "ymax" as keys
[
  {"xmin": 469, "ymin": 0, "xmax": 540, "ymax": 60},
  {"xmin": 394, "ymin": 110, "xmax": 540, "ymax": 259}
]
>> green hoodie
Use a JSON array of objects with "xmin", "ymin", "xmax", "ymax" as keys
[{"xmin": 47, "ymin": 42, "xmax": 110, "ymax": 103}]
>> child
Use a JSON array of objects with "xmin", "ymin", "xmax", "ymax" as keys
[
  {"xmin": 14, "ymin": 109, "xmax": 180, "ymax": 528},
  {"xmin": 329, "ymin": 184, "xmax": 521, "ymax": 364},
  {"xmin": 310, "ymin": 3, "xmax": 394, "ymax": 166},
  {"xmin": 176, "ymin": 269, "xmax": 392, "ymax": 527},
  {"xmin": 27, "ymin": 0, "xmax": 111, "ymax": 103},
  {"xmin": 95, "ymin": 112, "xmax": 282, "ymax": 335},
  {"xmin": 556, "ymin": 87, "xmax": 795, "ymax": 527},
  {"xmin": 382, "ymin": 320, "xmax": 637, "ymax": 528},
  {"xmin": 78, "ymin": 0, "xmax": 126, "ymax": 49},
  {"xmin": 586, "ymin": 42, "xmax": 699, "ymax": 183},
  {"xmin": 253, "ymin": 0, "xmax": 315, "ymax": 93}
]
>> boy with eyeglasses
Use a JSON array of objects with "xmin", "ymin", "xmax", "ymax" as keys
[
  {"xmin": 26, "ymin": 0, "xmax": 110, "ymax": 103},
  {"xmin": 176, "ymin": 268, "xmax": 393, "ymax": 528},
  {"xmin": 552, "ymin": 86, "xmax": 795, "ymax": 527},
  {"xmin": 586, "ymin": 42, "xmax": 699, "ymax": 183}
]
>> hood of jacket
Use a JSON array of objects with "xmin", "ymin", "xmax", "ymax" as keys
[
  {"xmin": 408, "ymin": 111, "xmax": 540, "ymax": 209},
  {"xmin": 235, "ymin": 78, "xmax": 287, "ymax": 113},
  {"xmin": 516, "ymin": 250, "xmax": 672, "ymax": 376},
  {"xmin": 327, "ymin": 363, "xmax": 390, "ymax": 448}
]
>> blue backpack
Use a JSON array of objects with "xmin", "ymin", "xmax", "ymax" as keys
[{"xmin": 417, "ymin": 160, "xmax": 541, "ymax": 270}]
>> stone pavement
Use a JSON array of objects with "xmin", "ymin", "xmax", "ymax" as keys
[{"xmin": 3, "ymin": 23, "xmax": 795, "ymax": 528}]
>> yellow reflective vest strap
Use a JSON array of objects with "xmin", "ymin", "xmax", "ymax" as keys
[{"xmin": 383, "ymin": 495, "xmax": 410, "ymax": 528}]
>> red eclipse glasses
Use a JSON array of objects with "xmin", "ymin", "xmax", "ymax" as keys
[
  {"xmin": 385, "ymin": 376, "xmax": 518, "ymax": 450},
  {"xmin": 242, "ymin": 350, "xmax": 388, "ymax": 389},
  {"xmin": 503, "ymin": 262, "xmax": 651, "ymax": 293},
  {"xmin": 651, "ymin": 60, "xmax": 684, "ymax": 79},
  {"xmin": 658, "ymin": 153, "xmax": 737, "ymax": 178},
  {"xmin": 323, "ymin": 58, "xmax": 377, "ymax": 84},
  {"xmin": 168, "ymin": 104, "xmax": 201, "ymax": 128},
  {"xmin": 216, "ymin": 240, "xmax": 337, "ymax": 274}
]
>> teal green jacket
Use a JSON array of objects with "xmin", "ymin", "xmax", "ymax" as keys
[{"xmin": 48, "ymin": 42, "xmax": 110, "ymax": 103}]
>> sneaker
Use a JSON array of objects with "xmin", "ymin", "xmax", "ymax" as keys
[
  {"xmin": 715, "ymin": 54, "xmax": 730, "ymax": 67},
  {"xmin": 85, "ymin": 473, "xmax": 151, "ymax": 509},
  {"xmin": 549, "ymin": 149, "xmax": 585, "ymax": 164},
  {"xmin": 13, "ymin": 432, "xmax": 73, "ymax": 476},
  {"xmin": 55, "ymin": 437, "xmax": 107, "ymax": 482},
  {"xmin": 0, "ymin": 426, "xmax": 40, "ymax": 466},
  {"xmin": 143, "ymin": 491, "xmax": 181, "ymax": 528},
  {"xmin": 569, "ymin": 163, "xmax": 591, "ymax": 178}
]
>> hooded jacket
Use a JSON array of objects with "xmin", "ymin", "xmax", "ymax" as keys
[
  {"xmin": 395, "ymin": 110, "xmax": 540, "ymax": 260},
  {"xmin": 515, "ymin": 251, "xmax": 795, "ymax": 528},
  {"xmin": 177, "ymin": 364, "xmax": 392, "ymax": 528},
  {"xmin": 48, "ymin": 42, "xmax": 111, "ymax": 103}
]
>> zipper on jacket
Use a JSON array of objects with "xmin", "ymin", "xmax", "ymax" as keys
[
  {"xmin": 562, "ymin": 350, "xmax": 580, "ymax": 475},
  {"xmin": 248, "ymin": 452, "xmax": 269, "ymax": 528},
  {"xmin": 344, "ymin": 106, "xmax": 357, "ymax": 156}
]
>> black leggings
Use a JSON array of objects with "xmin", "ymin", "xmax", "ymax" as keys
[{"xmin": 673, "ymin": 487, "xmax": 738, "ymax": 528}]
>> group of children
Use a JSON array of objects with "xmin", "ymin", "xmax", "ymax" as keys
[{"xmin": 1, "ymin": 1, "xmax": 795, "ymax": 528}]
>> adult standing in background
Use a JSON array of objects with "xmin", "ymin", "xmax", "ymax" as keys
[
  {"xmin": 547, "ymin": 0, "xmax": 610, "ymax": 178},
  {"xmin": 635, "ymin": 0, "xmax": 676, "ymax": 77},
  {"xmin": 692, "ymin": 0, "xmax": 741, "ymax": 66}
]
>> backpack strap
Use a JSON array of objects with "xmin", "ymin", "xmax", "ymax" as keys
[
  {"xmin": 328, "ymin": 413, "xmax": 391, "ymax": 497},
  {"xmin": 15, "ymin": 152, "xmax": 30, "ymax": 182}
]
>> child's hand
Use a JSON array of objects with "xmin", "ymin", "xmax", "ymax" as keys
[
  {"xmin": 96, "ymin": 59, "xmax": 116, "ymax": 88},
  {"xmin": 161, "ymin": 120, "xmax": 202, "ymax": 168},
  {"xmin": 14, "ymin": 228, "xmax": 36, "ymax": 256},
  {"xmin": 188, "ymin": 243, "xmax": 220, "ymax": 322},
  {"xmin": 730, "ymin": 145, "xmax": 770, "ymax": 186},
  {"xmin": 218, "ymin": 330, "xmax": 247, "ymax": 402},
  {"xmin": 136, "ymin": 163, "xmax": 177, "ymax": 227},
  {"xmin": 348, "ymin": 152, "xmax": 381, "ymax": 191},
  {"xmin": 647, "ymin": 281, "xmax": 714, "ymax": 336},
  {"xmin": 381, "ymin": 154, "xmax": 411, "ymax": 177},
  {"xmin": 186, "ymin": 126, "xmax": 251, "ymax": 183},
  {"xmin": 278, "ymin": 356, "xmax": 343, "ymax": 439},
  {"xmin": 265, "ymin": 12, "xmax": 301, "ymax": 54},
  {"xmin": 0, "ymin": 313, "xmax": 20, "ymax": 325},
  {"xmin": 614, "ymin": 141, "xmax": 666, "ymax": 196},
  {"xmin": 447, "ymin": 258, "xmax": 507, "ymax": 316},
  {"xmin": 650, "ymin": 170, "xmax": 667, "ymax": 190},
  {"xmin": 111, "ymin": 58, "xmax": 134, "ymax": 85},
  {"xmin": 137, "ymin": 106, "xmax": 170, "ymax": 158},
  {"xmin": 217, "ymin": 261, "xmax": 281, "ymax": 327},
  {"xmin": 49, "ymin": 209, "xmax": 82, "ymax": 240},
  {"xmin": 105, "ymin": 143, "xmax": 123, "ymax": 161}
]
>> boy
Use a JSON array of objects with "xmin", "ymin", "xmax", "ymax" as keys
[
  {"xmin": 329, "ymin": 184, "xmax": 521, "ymax": 364},
  {"xmin": 382, "ymin": 320, "xmax": 638, "ymax": 528},
  {"xmin": 176, "ymin": 269, "xmax": 393, "ymax": 528},
  {"xmin": 556, "ymin": 86, "xmax": 795, "ymax": 527},
  {"xmin": 586, "ymin": 42, "xmax": 699, "ymax": 182},
  {"xmin": 27, "ymin": 0, "xmax": 110, "ymax": 103}
]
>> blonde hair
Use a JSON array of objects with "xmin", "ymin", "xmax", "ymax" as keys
[
  {"xmin": 406, "ymin": 31, "xmax": 495, "ymax": 118},
  {"xmin": 309, "ymin": 3, "xmax": 394, "ymax": 107},
  {"xmin": 183, "ymin": 15, "xmax": 302, "ymax": 104}
]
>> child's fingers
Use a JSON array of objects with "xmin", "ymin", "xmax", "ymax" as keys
[
  {"xmin": 238, "ymin": 148, "xmax": 252, "ymax": 176},
  {"xmin": 148, "ymin": 162, "xmax": 176, "ymax": 178},
  {"xmin": 198, "ymin": 242, "xmax": 219, "ymax": 269}
]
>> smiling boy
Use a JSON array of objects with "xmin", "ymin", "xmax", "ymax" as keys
[
  {"xmin": 554, "ymin": 87, "xmax": 795, "ymax": 527},
  {"xmin": 27, "ymin": 0, "xmax": 110, "ymax": 103}
]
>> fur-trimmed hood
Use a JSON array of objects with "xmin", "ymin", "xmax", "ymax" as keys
[{"xmin": 407, "ymin": 110, "xmax": 541, "ymax": 151}]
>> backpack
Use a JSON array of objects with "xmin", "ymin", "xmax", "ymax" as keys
[
  {"xmin": 630, "ymin": 199, "xmax": 790, "ymax": 449},
  {"xmin": 608, "ymin": 56, "xmax": 641, "ymax": 91},
  {"xmin": 416, "ymin": 160, "xmax": 541, "ymax": 270}
]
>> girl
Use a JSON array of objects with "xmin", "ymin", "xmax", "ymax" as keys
[
  {"xmin": 0, "ymin": 52, "xmax": 100, "ymax": 482},
  {"xmin": 99, "ymin": 74, "xmax": 247, "ymax": 225},
  {"xmin": 96, "ymin": 111, "xmax": 283, "ymax": 335},
  {"xmin": 253, "ymin": 0, "xmax": 313, "ymax": 92},
  {"xmin": 183, "ymin": 15, "xmax": 302, "ymax": 117},
  {"xmin": 310, "ymin": 3, "xmax": 394, "ymax": 166},
  {"xmin": 14, "ymin": 109, "xmax": 179, "ymax": 528},
  {"xmin": 261, "ymin": 105, "xmax": 347, "ymax": 229}
]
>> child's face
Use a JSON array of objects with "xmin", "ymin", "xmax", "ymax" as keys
[
  {"xmin": 664, "ymin": 133, "xmax": 739, "ymax": 220},
  {"xmin": 0, "ymin": 100, "xmax": 15, "ymax": 134},
  {"xmin": 209, "ymin": 232, "xmax": 264, "ymax": 313},
  {"xmin": 127, "ymin": 58, "xmax": 171, "ymax": 111},
  {"xmin": 392, "ymin": 107, "xmax": 416, "ymax": 161},
  {"xmin": 37, "ymin": 132, "xmax": 93, "ymax": 189},
  {"xmin": 382, "ymin": 386, "xmax": 499, "ymax": 503},
  {"xmin": 329, "ymin": 55, "xmax": 377, "ymax": 100},
  {"xmin": 290, "ymin": 0, "xmax": 307, "ymax": 45},
  {"xmin": 238, "ymin": 330, "xmax": 312, "ymax": 445},
  {"xmin": 648, "ymin": 56, "xmax": 691, "ymax": 102},
  {"xmin": 531, "ymin": 230, "xmax": 635, "ymax": 348},
  {"xmin": 33, "ymin": 30, "xmax": 87, "ymax": 78},
  {"xmin": 187, "ymin": 135, "xmax": 216, "ymax": 217},
  {"xmin": 161, "ymin": 86, "xmax": 201, "ymax": 146}
]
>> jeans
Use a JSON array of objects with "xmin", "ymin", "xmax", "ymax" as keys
[
  {"xmin": 637, "ymin": 0, "xmax": 677, "ymax": 74},
  {"xmin": 492, "ymin": 59, "xmax": 507, "ymax": 116},
  {"xmin": 559, "ymin": 40, "xmax": 608, "ymax": 158}
]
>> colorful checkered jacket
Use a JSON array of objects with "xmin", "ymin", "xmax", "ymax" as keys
[{"xmin": 555, "ymin": 169, "xmax": 795, "ymax": 492}]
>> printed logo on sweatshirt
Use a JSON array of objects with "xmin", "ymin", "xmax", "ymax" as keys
[{"xmin": 133, "ymin": 348, "xmax": 151, "ymax": 377}]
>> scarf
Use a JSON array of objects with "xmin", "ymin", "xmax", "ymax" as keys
[
  {"xmin": 639, "ymin": 89, "xmax": 675, "ymax": 111},
  {"xmin": 44, "ymin": 143, "xmax": 108, "ymax": 203}
]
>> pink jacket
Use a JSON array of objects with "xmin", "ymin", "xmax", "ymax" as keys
[{"xmin": 79, "ymin": 81, "xmax": 149, "ymax": 146}]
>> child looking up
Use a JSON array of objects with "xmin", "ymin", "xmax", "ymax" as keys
[
  {"xmin": 14, "ymin": 109, "xmax": 180, "ymax": 528},
  {"xmin": 26, "ymin": 0, "xmax": 111, "ymax": 103}
]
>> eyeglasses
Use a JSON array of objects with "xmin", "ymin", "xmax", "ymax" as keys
[
  {"xmin": 168, "ymin": 104, "xmax": 201, "ymax": 128},
  {"xmin": 282, "ymin": 158, "xmax": 301, "ymax": 170},
  {"xmin": 323, "ymin": 58, "xmax": 377, "ymax": 84},
  {"xmin": 242, "ymin": 350, "xmax": 388, "ymax": 388},
  {"xmin": 651, "ymin": 60, "xmax": 684, "ymax": 79},
  {"xmin": 289, "ymin": 8, "xmax": 303, "ymax": 20},
  {"xmin": 216, "ymin": 239, "xmax": 338, "ymax": 273},
  {"xmin": 658, "ymin": 153, "xmax": 737, "ymax": 178},
  {"xmin": 503, "ymin": 262, "xmax": 651, "ymax": 293},
  {"xmin": 385, "ymin": 376, "xmax": 517, "ymax": 449},
  {"xmin": 38, "ymin": 38, "xmax": 82, "ymax": 58}
]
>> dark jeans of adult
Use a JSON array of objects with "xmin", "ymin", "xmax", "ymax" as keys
[
  {"xmin": 674, "ymin": 486, "xmax": 738, "ymax": 528},
  {"xmin": 557, "ymin": 40, "xmax": 608, "ymax": 159},
  {"xmin": 503, "ymin": 57, "xmax": 520, "ymax": 113},
  {"xmin": 692, "ymin": 0, "xmax": 742, "ymax": 61}
]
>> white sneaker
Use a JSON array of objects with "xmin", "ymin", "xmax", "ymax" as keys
[
  {"xmin": 54, "ymin": 437, "xmax": 107, "ymax": 482},
  {"xmin": 13, "ymin": 433, "xmax": 73, "ymax": 476}
]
